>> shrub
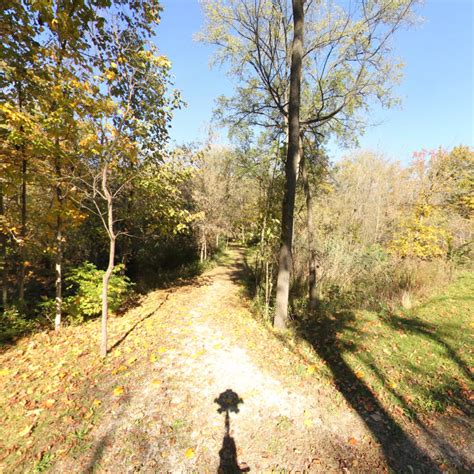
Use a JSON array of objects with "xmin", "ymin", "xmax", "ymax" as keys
[
  {"xmin": 64, "ymin": 262, "xmax": 133, "ymax": 322},
  {"xmin": 0, "ymin": 306, "xmax": 39, "ymax": 343}
]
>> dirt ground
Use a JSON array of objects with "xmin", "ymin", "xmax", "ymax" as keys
[{"xmin": 51, "ymin": 248, "xmax": 471, "ymax": 473}]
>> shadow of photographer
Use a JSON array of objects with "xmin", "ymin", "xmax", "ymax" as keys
[{"xmin": 215, "ymin": 389, "xmax": 250, "ymax": 474}]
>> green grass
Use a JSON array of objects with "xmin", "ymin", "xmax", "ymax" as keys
[{"xmin": 307, "ymin": 271, "xmax": 473, "ymax": 418}]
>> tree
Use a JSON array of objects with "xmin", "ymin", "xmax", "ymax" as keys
[
  {"xmin": 75, "ymin": 23, "xmax": 179, "ymax": 356},
  {"xmin": 274, "ymin": 0, "xmax": 304, "ymax": 329},
  {"xmin": 200, "ymin": 0, "xmax": 419, "ymax": 328}
]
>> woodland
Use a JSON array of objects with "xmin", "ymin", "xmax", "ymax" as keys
[{"xmin": 0, "ymin": 0, "xmax": 473, "ymax": 472}]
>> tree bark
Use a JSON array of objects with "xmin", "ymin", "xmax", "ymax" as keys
[
  {"xmin": 55, "ymin": 218, "xmax": 62, "ymax": 330},
  {"xmin": 17, "ymin": 82, "xmax": 27, "ymax": 303},
  {"xmin": 301, "ymin": 154, "xmax": 318, "ymax": 314},
  {"xmin": 274, "ymin": 0, "xmax": 304, "ymax": 330},
  {"xmin": 101, "ymin": 234, "xmax": 115, "ymax": 357},
  {"xmin": 0, "ymin": 183, "xmax": 7, "ymax": 310},
  {"xmin": 101, "ymin": 164, "xmax": 116, "ymax": 357},
  {"xmin": 54, "ymin": 145, "xmax": 63, "ymax": 330}
]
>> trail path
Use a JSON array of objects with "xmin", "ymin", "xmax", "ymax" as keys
[{"xmin": 54, "ymin": 247, "xmax": 450, "ymax": 473}]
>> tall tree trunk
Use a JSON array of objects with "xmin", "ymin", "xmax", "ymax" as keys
[
  {"xmin": 101, "ymin": 164, "xmax": 116, "ymax": 357},
  {"xmin": 101, "ymin": 234, "xmax": 115, "ymax": 357},
  {"xmin": 0, "ymin": 183, "xmax": 7, "ymax": 310},
  {"xmin": 301, "ymin": 154, "xmax": 318, "ymax": 314},
  {"xmin": 18, "ymin": 156, "xmax": 27, "ymax": 302},
  {"xmin": 274, "ymin": 0, "xmax": 304, "ymax": 330},
  {"xmin": 17, "ymin": 82, "xmax": 27, "ymax": 303},
  {"xmin": 55, "ymin": 214, "xmax": 62, "ymax": 330},
  {"xmin": 54, "ymin": 146, "xmax": 63, "ymax": 330}
]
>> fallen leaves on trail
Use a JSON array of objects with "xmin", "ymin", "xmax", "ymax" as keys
[
  {"xmin": 184, "ymin": 447, "xmax": 195, "ymax": 459},
  {"xmin": 306, "ymin": 365, "xmax": 317, "ymax": 375},
  {"xmin": 0, "ymin": 289, "xmax": 172, "ymax": 473},
  {"xmin": 18, "ymin": 424, "xmax": 35, "ymax": 437},
  {"xmin": 113, "ymin": 386, "xmax": 125, "ymax": 397},
  {"xmin": 303, "ymin": 418, "xmax": 313, "ymax": 427},
  {"xmin": 112, "ymin": 365, "xmax": 128, "ymax": 374},
  {"xmin": 303, "ymin": 410, "xmax": 313, "ymax": 427},
  {"xmin": 44, "ymin": 399, "xmax": 56, "ymax": 408}
]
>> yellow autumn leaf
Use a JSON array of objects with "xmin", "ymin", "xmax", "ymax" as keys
[
  {"xmin": 355, "ymin": 370, "xmax": 364, "ymax": 378},
  {"xmin": 112, "ymin": 365, "xmax": 128, "ymax": 374},
  {"xmin": 158, "ymin": 347, "xmax": 167, "ymax": 354},
  {"xmin": 113, "ymin": 386, "xmax": 124, "ymax": 396},
  {"xmin": 306, "ymin": 365, "xmax": 317, "ymax": 375},
  {"xmin": 184, "ymin": 447, "xmax": 195, "ymax": 459},
  {"xmin": 150, "ymin": 354, "xmax": 157, "ymax": 362},
  {"xmin": 0, "ymin": 368, "xmax": 10, "ymax": 376},
  {"xmin": 18, "ymin": 424, "xmax": 34, "ymax": 437},
  {"xmin": 388, "ymin": 382, "xmax": 397, "ymax": 389},
  {"xmin": 151, "ymin": 380, "xmax": 161, "ymax": 387},
  {"xmin": 44, "ymin": 398, "xmax": 56, "ymax": 408},
  {"xmin": 92, "ymin": 399, "xmax": 102, "ymax": 406}
]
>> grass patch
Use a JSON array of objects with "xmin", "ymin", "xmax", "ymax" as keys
[{"xmin": 298, "ymin": 271, "xmax": 474, "ymax": 418}]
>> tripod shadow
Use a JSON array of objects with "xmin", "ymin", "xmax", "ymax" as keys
[{"xmin": 215, "ymin": 389, "xmax": 250, "ymax": 474}]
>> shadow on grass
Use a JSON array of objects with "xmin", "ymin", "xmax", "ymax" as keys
[
  {"xmin": 296, "ymin": 305, "xmax": 472, "ymax": 472},
  {"xmin": 296, "ymin": 310, "xmax": 439, "ymax": 472},
  {"xmin": 83, "ymin": 391, "xmax": 133, "ymax": 473},
  {"xmin": 380, "ymin": 313, "xmax": 473, "ymax": 385}
]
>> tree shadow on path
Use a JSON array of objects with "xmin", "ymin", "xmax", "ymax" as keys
[{"xmin": 108, "ymin": 293, "xmax": 170, "ymax": 352}]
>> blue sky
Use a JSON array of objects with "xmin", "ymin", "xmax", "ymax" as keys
[{"xmin": 156, "ymin": 0, "xmax": 473, "ymax": 163}]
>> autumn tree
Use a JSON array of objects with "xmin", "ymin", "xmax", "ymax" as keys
[
  {"xmin": 73, "ymin": 18, "xmax": 179, "ymax": 356},
  {"xmin": 200, "ymin": 0, "xmax": 419, "ymax": 328}
]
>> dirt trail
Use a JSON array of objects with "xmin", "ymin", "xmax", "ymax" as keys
[{"xmin": 56, "ymin": 247, "xmax": 442, "ymax": 473}]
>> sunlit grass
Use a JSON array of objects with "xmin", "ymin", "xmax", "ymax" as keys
[{"xmin": 324, "ymin": 272, "xmax": 473, "ymax": 417}]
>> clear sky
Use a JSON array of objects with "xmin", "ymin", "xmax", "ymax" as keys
[{"xmin": 155, "ymin": 0, "xmax": 473, "ymax": 163}]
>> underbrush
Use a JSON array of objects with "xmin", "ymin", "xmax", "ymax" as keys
[
  {"xmin": 0, "ymin": 307, "xmax": 43, "ymax": 344},
  {"xmin": 308, "ymin": 243, "xmax": 457, "ymax": 311}
]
